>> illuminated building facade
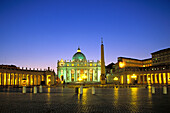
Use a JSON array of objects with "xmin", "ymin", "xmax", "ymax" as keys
[
  {"xmin": 57, "ymin": 48, "xmax": 101, "ymax": 83},
  {"xmin": 0, "ymin": 65, "xmax": 55, "ymax": 86},
  {"xmin": 117, "ymin": 57, "xmax": 152, "ymax": 68},
  {"xmin": 110, "ymin": 48, "xmax": 170, "ymax": 85}
]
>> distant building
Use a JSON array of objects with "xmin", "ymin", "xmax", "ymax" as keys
[
  {"xmin": 152, "ymin": 48, "xmax": 170, "ymax": 66},
  {"xmin": 0, "ymin": 65, "xmax": 55, "ymax": 86},
  {"xmin": 110, "ymin": 48, "xmax": 170, "ymax": 85},
  {"xmin": 106, "ymin": 63, "xmax": 115, "ymax": 74},
  {"xmin": 57, "ymin": 47, "xmax": 101, "ymax": 83},
  {"xmin": 105, "ymin": 63, "xmax": 115, "ymax": 83}
]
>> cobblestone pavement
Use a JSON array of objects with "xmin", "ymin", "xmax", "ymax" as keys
[{"xmin": 0, "ymin": 87, "xmax": 170, "ymax": 113}]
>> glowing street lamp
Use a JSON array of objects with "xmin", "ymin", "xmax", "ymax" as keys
[
  {"xmin": 131, "ymin": 74, "xmax": 137, "ymax": 80},
  {"xmin": 78, "ymin": 78, "xmax": 82, "ymax": 81},
  {"xmin": 82, "ymin": 75, "xmax": 87, "ymax": 82},
  {"xmin": 83, "ymin": 75, "xmax": 87, "ymax": 79},
  {"xmin": 113, "ymin": 77, "xmax": 119, "ymax": 81}
]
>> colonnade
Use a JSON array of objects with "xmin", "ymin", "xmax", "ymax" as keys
[
  {"xmin": 138, "ymin": 72, "xmax": 170, "ymax": 84},
  {"xmin": 0, "ymin": 72, "xmax": 45, "ymax": 86},
  {"xmin": 120, "ymin": 72, "xmax": 170, "ymax": 85},
  {"xmin": 62, "ymin": 68, "xmax": 100, "ymax": 82}
]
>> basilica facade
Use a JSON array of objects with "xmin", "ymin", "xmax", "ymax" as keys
[{"xmin": 57, "ymin": 48, "xmax": 101, "ymax": 83}]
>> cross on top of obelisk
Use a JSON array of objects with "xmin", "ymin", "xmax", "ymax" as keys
[{"xmin": 101, "ymin": 37, "xmax": 103, "ymax": 44}]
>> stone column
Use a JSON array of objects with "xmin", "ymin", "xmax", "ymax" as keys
[
  {"xmin": 1, "ymin": 73, "xmax": 4, "ymax": 85},
  {"xmin": 68, "ymin": 70, "xmax": 70, "ymax": 82},
  {"xmin": 66, "ymin": 68, "xmax": 67, "ymax": 82},
  {"xmin": 4, "ymin": 73, "xmax": 6, "ymax": 85},
  {"xmin": 12, "ymin": 73, "xmax": 14, "ymax": 85},
  {"xmin": 5, "ymin": 73, "xmax": 7, "ymax": 85},
  {"xmin": 27, "ymin": 74, "xmax": 29, "ymax": 86},
  {"xmin": 29, "ymin": 75, "xmax": 31, "ymax": 86},
  {"xmin": 96, "ymin": 68, "xmax": 98, "ymax": 81},
  {"xmin": 76, "ymin": 69, "xmax": 78, "ymax": 81},
  {"xmin": 4, "ymin": 73, "xmax": 7, "ymax": 85},
  {"xmin": 143, "ymin": 74, "xmax": 145, "ymax": 84},
  {"xmin": 38, "ymin": 75, "xmax": 40, "ymax": 85},
  {"xmin": 73, "ymin": 69, "xmax": 75, "ymax": 82},
  {"xmin": 1, "ymin": 73, "xmax": 3, "ymax": 85},
  {"xmin": 93, "ymin": 69, "xmax": 95, "ymax": 81},
  {"xmin": 3, "ymin": 73, "xmax": 4, "ymax": 85},
  {"xmin": 147, "ymin": 74, "xmax": 149, "ymax": 84},
  {"xmin": 150, "ymin": 74, "xmax": 153, "ymax": 84},
  {"xmin": 33, "ymin": 75, "xmax": 34, "ymax": 86},
  {"xmin": 69, "ymin": 70, "xmax": 71, "ymax": 82},
  {"xmin": 91, "ymin": 69, "xmax": 93, "ymax": 81},
  {"xmin": 123, "ymin": 75, "xmax": 127, "ymax": 84},
  {"xmin": 87, "ymin": 69, "xmax": 89, "ymax": 81},
  {"xmin": 70, "ymin": 69, "xmax": 71, "ymax": 82},
  {"xmin": 154, "ymin": 74, "xmax": 157, "ymax": 84},
  {"xmin": 74, "ymin": 69, "xmax": 77, "ymax": 82},
  {"xmin": 0, "ymin": 73, "xmax": 1, "ymax": 85},
  {"xmin": 3, "ymin": 73, "xmax": 6, "ymax": 85},
  {"xmin": 138, "ymin": 74, "xmax": 141, "ymax": 84}
]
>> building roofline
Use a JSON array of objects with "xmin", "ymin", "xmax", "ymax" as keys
[
  {"xmin": 118, "ymin": 57, "xmax": 152, "ymax": 61},
  {"xmin": 151, "ymin": 48, "xmax": 170, "ymax": 55}
]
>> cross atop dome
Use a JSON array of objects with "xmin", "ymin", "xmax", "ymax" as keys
[{"xmin": 77, "ymin": 47, "xmax": 81, "ymax": 52}]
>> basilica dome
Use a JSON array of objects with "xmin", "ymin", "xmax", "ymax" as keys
[{"xmin": 72, "ymin": 47, "xmax": 86, "ymax": 61}]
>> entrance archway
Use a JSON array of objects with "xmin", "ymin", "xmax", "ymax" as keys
[{"xmin": 60, "ymin": 75, "xmax": 63, "ymax": 81}]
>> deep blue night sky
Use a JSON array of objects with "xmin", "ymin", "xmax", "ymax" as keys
[{"xmin": 0, "ymin": 0, "xmax": 170, "ymax": 72}]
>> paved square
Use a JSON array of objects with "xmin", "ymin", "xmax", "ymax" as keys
[{"xmin": 0, "ymin": 87, "xmax": 170, "ymax": 113}]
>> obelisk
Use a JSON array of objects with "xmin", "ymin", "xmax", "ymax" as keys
[{"xmin": 101, "ymin": 38, "xmax": 106, "ymax": 85}]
